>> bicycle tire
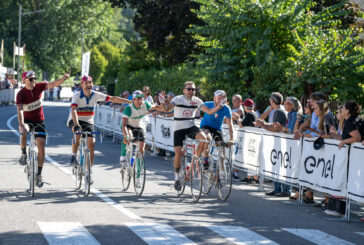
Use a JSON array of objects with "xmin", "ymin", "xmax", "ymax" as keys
[
  {"xmin": 74, "ymin": 147, "xmax": 82, "ymax": 190},
  {"xmin": 202, "ymin": 156, "xmax": 213, "ymax": 195},
  {"xmin": 190, "ymin": 157, "xmax": 202, "ymax": 202},
  {"xmin": 133, "ymin": 152, "xmax": 146, "ymax": 197},
  {"xmin": 30, "ymin": 150, "xmax": 35, "ymax": 197},
  {"xmin": 177, "ymin": 155, "xmax": 187, "ymax": 196},
  {"xmin": 84, "ymin": 150, "xmax": 91, "ymax": 196},
  {"xmin": 121, "ymin": 149, "xmax": 132, "ymax": 191},
  {"xmin": 217, "ymin": 157, "xmax": 232, "ymax": 201}
]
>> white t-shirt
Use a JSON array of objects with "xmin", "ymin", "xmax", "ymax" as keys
[
  {"xmin": 171, "ymin": 95, "xmax": 204, "ymax": 131},
  {"xmin": 67, "ymin": 90, "xmax": 109, "ymax": 124},
  {"xmin": 123, "ymin": 101, "xmax": 152, "ymax": 128}
]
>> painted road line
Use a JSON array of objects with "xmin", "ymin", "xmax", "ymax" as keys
[
  {"xmin": 37, "ymin": 222, "xmax": 100, "ymax": 245},
  {"xmin": 355, "ymin": 232, "xmax": 364, "ymax": 236},
  {"xmin": 7, "ymin": 114, "xmax": 141, "ymax": 220},
  {"xmin": 205, "ymin": 225, "xmax": 278, "ymax": 245},
  {"xmin": 125, "ymin": 223, "xmax": 196, "ymax": 245},
  {"xmin": 283, "ymin": 228, "xmax": 355, "ymax": 245}
]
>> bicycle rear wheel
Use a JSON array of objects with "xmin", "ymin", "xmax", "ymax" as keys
[
  {"xmin": 177, "ymin": 156, "xmax": 187, "ymax": 196},
  {"xmin": 217, "ymin": 157, "xmax": 232, "ymax": 201},
  {"xmin": 121, "ymin": 150, "xmax": 132, "ymax": 191},
  {"xmin": 84, "ymin": 150, "xmax": 91, "ymax": 196},
  {"xmin": 133, "ymin": 152, "xmax": 146, "ymax": 197},
  {"xmin": 202, "ymin": 157, "xmax": 213, "ymax": 195},
  {"xmin": 190, "ymin": 157, "xmax": 202, "ymax": 202}
]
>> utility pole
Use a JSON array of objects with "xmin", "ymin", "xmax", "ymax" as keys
[{"xmin": 17, "ymin": 3, "xmax": 44, "ymax": 83}]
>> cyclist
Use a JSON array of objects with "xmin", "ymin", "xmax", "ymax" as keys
[
  {"xmin": 200, "ymin": 90, "xmax": 234, "ymax": 170},
  {"xmin": 67, "ymin": 75, "xmax": 131, "ymax": 184},
  {"xmin": 160, "ymin": 81, "xmax": 225, "ymax": 191},
  {"xmin": 120, "ymin": 90, "xmax": 165, "ymax": 185},
  {"xmin": 17, "ymin": 71, "xmax": 70, "ymax": 187}
]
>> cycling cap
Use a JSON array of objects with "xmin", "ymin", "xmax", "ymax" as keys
[
  {"xmin": 132, "ymin": 90, "xmax": 145, "ymax": 99},
  {"xmin": 81, "ymin": 75, "xmax": 93, "ymax": 83},
  {"xmin": 214, "ymin": 90, "xmax": 226, "ymax": 97},
  {"xmin": 22, "ymin": 71, "xmax": 35, "ymax": 80}
]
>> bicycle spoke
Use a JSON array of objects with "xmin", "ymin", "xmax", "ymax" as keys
[{"xmin": 133, "ymin": 152, "xmax": 146, "ymax": 197}]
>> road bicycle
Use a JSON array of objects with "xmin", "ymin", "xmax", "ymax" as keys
[
  {"xmin": 202, "ymin": 139, "xmax": 234, "ymax": 201},
  {"xmin": 178, "ymin": 138, "xmax": 209, "ymax": 202},
  {"xmin": 72, "ymin": 131, "xmax": 100, "ymax": 196},
  {"xmin": 120, "ymin": 132, "xmax": 146, "ymax": 197},
  {"xmin": 21, "ymin": 131, "xmax": 47, "ymax": 197}
]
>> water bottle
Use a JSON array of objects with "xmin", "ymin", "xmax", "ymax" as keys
[{"xmin": 131, "ymin": 157, "xmax": 134, "ymax": 166}]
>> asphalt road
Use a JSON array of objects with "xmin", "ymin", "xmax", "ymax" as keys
[{"xmin": 0, "ymin": 101, "xmax": 363, "ymax": 245}]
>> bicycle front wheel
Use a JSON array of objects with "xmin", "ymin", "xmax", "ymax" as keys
[
  {"xmin": 28, "ymin": 150, "xmax": 36, "ymax": 197},
  {"xmin": 84, "ymin": 150, "xmax": 91, "ymax": 196},
  {"xmin": 202, "ymin": 157, "xmax": 213, "ymax": 195},
  {"xmin": 217, "ymin": 157, "xmax": 232, "ymax": 201},
  {"xmin": 133, "ymin": 152, "xmax": 146, "ymax": 197},
  {"xmin": 190, "ymin": 157, "xmax": 202, "ymax": 202},
  {"xmin": 121, "ymin": 150, "xmax": 132, "ymax": 191},
  {"xmin": 74, "ymin": 148, "xmax": 83, "ymax": 190}
]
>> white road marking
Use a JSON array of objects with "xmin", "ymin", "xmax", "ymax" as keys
[
  {"xmin": 37, "ymin": 222, "xmax": 100, "ymax": 245},
  {"xmin": 283, "ymin": 228, "xmax": 355, "ymax": 245},
  {"xmin": 355, "ymin": 232, "xmax": 364, "ymax": 236},
  {"xmin": 205, "ymin": 225, "xmax": 278, "ymax": 245},
  {"xmin": 125, "ymin": 222, "xmax": 196, "ymax": 245}
]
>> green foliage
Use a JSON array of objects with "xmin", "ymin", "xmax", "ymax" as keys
[
  {"xmin": 90, "ymin": 46, "xmax": 108, "ymax": 84},
  {"xmin": 188, "ymin": 0, "xmax": 363, "ymax": 105}
]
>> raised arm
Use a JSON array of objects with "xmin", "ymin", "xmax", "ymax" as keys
[
  {"xmin": 225, "ymin": 117, "xmax": 234, "ymax": 142},
  {"xmin": 47, "ymin": 73, "xmax": 70, "ymax": 90},
  {"xmin": 200, "ymin": 104, "xmax": 222, "ymax": 115},
  {"xmin": 108, "ymin": 96, "xmax": 131, "ymax": 104}
]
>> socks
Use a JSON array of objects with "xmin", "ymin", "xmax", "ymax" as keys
[
  {"xmin": 37, "ymin": 166, "xmax": 43, "ymax": 176},
  {"xmin": 175, "ymin": 172, "xmax": 179, "ymax": 181},
  {"xmin": 72, "ymin": 153, "xmax": 76, "ymax": 157},
  {"xmin": 21, "ymin": 148, "xmax": 26, "ymax": 154},
  {"xmin": 121, "ymin": 142, "xmax": 127, "ymax": 156},
  {"xmin": 203, "ymin": 157, "xmax": 209, "ymax": 163}
]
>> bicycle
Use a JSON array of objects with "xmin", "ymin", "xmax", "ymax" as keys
[
  {"xmin": 178, "ymin": 138, "xmax": 208, "ymax": 202},
  {"xmin": 21, "ymin": 131, "xmax": 47, "ymax": 197},
  {"xmin": 72, "ymin": 131, "xmax": 100, "ymax": 196},
  {"xmin": 202, "ymin": 139, "xmax": 234, "ymax": 201},
  {"xmin": 120, "ymin": 132, "xmax": 146, "ymax": 197}
]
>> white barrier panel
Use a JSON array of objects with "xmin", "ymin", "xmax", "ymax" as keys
[
  {"xmin": 154, "ymin": 116, "xmax": 174, "ymax": 152},
  {"xmin": 299, "ymin": 138, "xmax": 349, "ymax": 196},
  {"xmin": 144, "ymin": 115, "xmax": 154, "ymax": 146},
  {"xmin": 113, "ymin": 109, "xmax": 123, "ymax": 136},
  {"xmin": 233, "ymin": 128, "xmax": 263, "ymax": 174},
  {"xmin": 259, "ymin": 133, "xmax": 301, "ymax": 185},
  {"xmin": 347, "ymin": 143, "xmax": 364, "ymax": 203}
]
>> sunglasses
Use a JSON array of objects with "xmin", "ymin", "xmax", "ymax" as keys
[
  {"xmin": 185, "ymin": 87, "xmax": 196, "ymax": 91},
  {"xmin": 28, "ymin": 78, "xmax": 37, "ymax": 82}
]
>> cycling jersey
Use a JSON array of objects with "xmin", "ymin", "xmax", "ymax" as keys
[
  {"xmin": 171, "ymin": 95, "xmax": 203, "ymax": 131},
  {"xmin": 16, "ymin": 82, "xmax": 48, "ymax": 122},
  {"xmin": 200, "ymin": 101, "xmax": 231, "ymax": 130},
  {"xmin": 123, "ymin": 101, "xmax": 152, "ymax": 128},
  {"xmin": 67, "ymin": 90, "xmax": 110, "ymax": 124}
]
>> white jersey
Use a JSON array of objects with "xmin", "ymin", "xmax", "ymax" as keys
[
  {"xmin": 67, "ymin": 90, "xmax": 109, "ymax": 124},
  {"xmin": 171, "ymin": 95, "xmax": 203, "ymax": 131}
]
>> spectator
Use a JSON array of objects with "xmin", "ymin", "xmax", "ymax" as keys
[
  {"xmin": 49, "ymin": 87, "xmax": 54, "ymax": 101},
  {"xmin": 259, "ymin": 93, "xmax": 285, "ymax": 123},
  {"xmin": 255, "ymin": 92, "xmax": 291, "ymax": 197},
  {"xmin": 338, "ymin": 101, "xmax": 362, "ymax": 149},
  {"xmin": 330, "ymin": 105, "xmax": 344, "ymax": 140},
  {"xmin": 153, "ymin": 91, "xmax": 161, "ymax": 105},
  {"xmin": 238, "ymin": 99, "xmax": 257, "ymax": 128},
  {"xmin": 122, "ymin": 90, "xmax": 132, "ymax": 100},
  {"xmin": 57, "ymin": 85, "xmax": 62, "ymax": 101},
  {"xmin": 238, "ymin": 98, "xmax": 259, "ymax": 183},
  {"xmin": 142, "ymin": 86, "xmax": 154, "ymax": 104},
  {"xmin": 231, "ymin": 94, "xmax": 244, "ymax": 124},
  {"xmin": 273, "ymin": 96, "xmax": 301, "ymax": 134},
  {"xmin": 294, "ymin": 103, "xmax": 312, "ymax": 133},
  {"xmin": 161, "ymin": 92, "xmax": 175, "ymax": 118}
]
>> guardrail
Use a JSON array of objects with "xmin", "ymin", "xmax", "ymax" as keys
[{"xmin": 94, "ymin": 104, "xmax": 364, "ymax": 221}]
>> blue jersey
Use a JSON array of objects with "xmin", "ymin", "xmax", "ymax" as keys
[{"xmin": 200, "ymin": 101, "xmax": 232, "ymax": 130}]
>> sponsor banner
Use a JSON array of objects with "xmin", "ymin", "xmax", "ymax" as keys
[
  {"xmin": 154, "ymin": 116, "xmax": 174, "ymax": 152},
  {"xmin": 113, "ymin": 109, "xmax": 123, "ymax": 136},
  {"xmin": 348, "ymin": 143, "xmax": 364, "ymax": 203},
  {"xmin": 233, "ymin": 127, "xmax": 263, "ymax": 174},
  {"xmin": 299, "ymin": 138, "xmax": 348, "ymax": 196},
  {"xmin": 81, "ymin": 51, "xmax": 90, "ymax": 76},
  {"xmin": 259, "ymin": 132, "xmax": 301, "ymax": 184}
]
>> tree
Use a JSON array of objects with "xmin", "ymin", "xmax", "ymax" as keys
[{"xmin": 106, "ymin": 0, "xmax": 203, "ymax": 65}]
